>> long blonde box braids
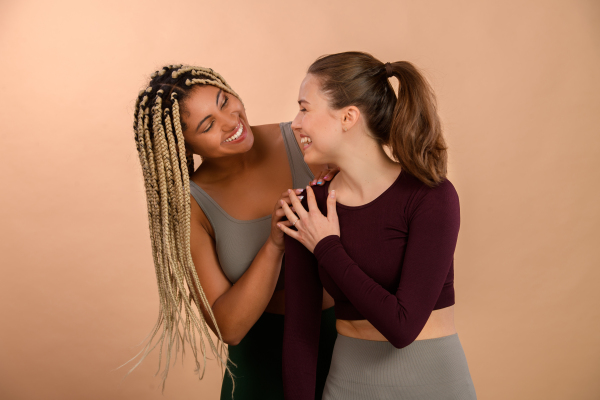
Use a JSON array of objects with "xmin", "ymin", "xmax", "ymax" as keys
[{"xmin": 126, "ymin": 65, "xmax": 241, "ymax": 391}]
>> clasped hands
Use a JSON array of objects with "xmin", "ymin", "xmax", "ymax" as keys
[{"xmin": 277, "ymin": 186, "xmax": 340, "ymax": 253}]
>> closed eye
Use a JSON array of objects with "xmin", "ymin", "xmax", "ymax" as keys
[{"xmin": 203, "ymin": 95, "xmax": 230, "ymax": 132}]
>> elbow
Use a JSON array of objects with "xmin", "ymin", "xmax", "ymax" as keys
[
  {"xmin": 220, "ymin": 328, "xmax": 245, "ymax": 346},
  {"xmin": 223, "ymin": 336, "xmax": 242, "ymax": 346},
  {"xmin": 201, "ymin": 316, "xmax": 244, "ymax": 345}
]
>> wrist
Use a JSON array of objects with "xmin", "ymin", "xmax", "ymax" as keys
[
  {"xmin": 314, "ymin": 235, "xmax": 342, "ymax": 260},
  {"xmin": 265, "ymin": 236, "xmax": 285, "ymax": 255}
]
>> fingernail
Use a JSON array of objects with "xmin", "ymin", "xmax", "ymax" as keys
[
  {"xmin": 281, "ymin": 200, "xmax": 285, "ymax": 205},
  {"xmin": 287, "ymin": 189, "xmax": 291, "ymax": 193},
  {"xmin": 298, "ymin": 196, "xmax": 304, "ymax": 200},
  {"xmin": 295, "ymin": 188, "xmax": 304, "ymax": 194},
  {"xmin": 317, "ymin": 180, "xmax": 323, "ymax": 185},
  {"xmin": 311, "ymin": 180, "xmax": 317, "ymax": 185}
]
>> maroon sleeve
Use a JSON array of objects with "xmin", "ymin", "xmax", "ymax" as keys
[
  {"xmin": 313, "ymin": 182, "xmax": 460, "ymax": 348},
  {"xmin": 282, "ymin": 228, "xmax": 323, "ymax": 400}
]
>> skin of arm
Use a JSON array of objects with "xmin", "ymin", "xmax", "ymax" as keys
[{"xmin": 189, "ymin": 193, "xmax": 292, "ymax": 345}]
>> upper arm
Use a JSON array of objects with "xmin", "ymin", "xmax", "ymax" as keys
[
  {"xmin": 394, "ymin": 184, "xmax": 460, "ymax": 333},
  {"xmin": 189, "ymin": 195, "xmax": 232, "ymax": 330}
]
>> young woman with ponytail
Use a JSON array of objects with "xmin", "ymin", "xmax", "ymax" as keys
[
  {"xmin": 279, "ymin": 52, "xmax": 477, "ymax": 399},
  {"xmin": 130, "ymin": 65, "xmax": 338, "ymax": 399}
]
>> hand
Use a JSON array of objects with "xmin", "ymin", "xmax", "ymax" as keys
[
  {"xmin": 269, "ymin": 188, "xmax": 306, "ymax": 251},
  {"xmin": 310, "ymin": 165, "xmax": 340, "ymax": 186},
  {"xmin": 277, "ymin": 186, "xmax": 340, "ymax": 253}
]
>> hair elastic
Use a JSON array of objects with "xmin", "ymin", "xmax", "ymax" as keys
[{"xmin": 384, "ymin": 62, "xmax": 394, "ymax": 78}]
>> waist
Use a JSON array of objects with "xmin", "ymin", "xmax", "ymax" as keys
[{"xmin": 336, "ymin": 305, "xmax": 456, "ymax": 342}]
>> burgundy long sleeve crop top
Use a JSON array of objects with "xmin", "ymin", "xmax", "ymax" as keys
[{"xmin": 282, "ymin": 171, "xmax": 460, "ymax": 400}]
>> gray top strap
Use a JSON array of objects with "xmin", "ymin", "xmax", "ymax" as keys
[{"xmin": 279, "ymin": 121, "xmax": 314, "ymax": 189}]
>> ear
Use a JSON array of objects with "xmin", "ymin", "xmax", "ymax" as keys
[{"xmin": 340, "ymin": 106, "xmax": 360, "ymax": 132}]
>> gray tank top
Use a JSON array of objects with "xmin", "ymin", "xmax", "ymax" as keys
[{"xmin": 189, "ymin": 122, "xmax": 314, "ymax": 284}]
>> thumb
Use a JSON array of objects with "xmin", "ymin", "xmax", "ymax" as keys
[{"xmin": 326, "ymin": 190, "xmax": 338, "ymax": 221}]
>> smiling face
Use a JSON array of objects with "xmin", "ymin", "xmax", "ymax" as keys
[
  {"xmin": 180, "ymin": 85, "xmax": 254, "ymax": 159},
  {"xmin": 291, "ymin": 74, "xmax": 344, "ymax": 165}
]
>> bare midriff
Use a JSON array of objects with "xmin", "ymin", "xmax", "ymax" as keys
[{"xmin": 336, "ymin": 305, "xmax": 456, "ymax": 341}]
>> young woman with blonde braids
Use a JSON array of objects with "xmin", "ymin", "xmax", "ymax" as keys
[
  {"xmin": 131, "ymin": 64, "xmax": 338, "ymax": 399},
  {"xmin": 279, "ymin": 52, "xmax": 477, "ymax": 399}
]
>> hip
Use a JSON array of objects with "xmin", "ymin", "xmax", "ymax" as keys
[{"xmin": 323, "ymin": 333, "xmax": 476, "ymax": 399}]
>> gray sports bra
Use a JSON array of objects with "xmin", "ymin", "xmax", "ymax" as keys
[{"xmin": 189, "ymin": 122, "xmax": 314, "ymax": 285}]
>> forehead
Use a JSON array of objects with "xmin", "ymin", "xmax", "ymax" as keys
[
  {"xmin": 184, "ymin": 84, "xmax": 221, "ymax": 115},
  {"xmin": 299, "ymin": 74, "xmax": 323, "ymax": 97},
  {"xmin": 299, "ymin": 74, "xmax": 333, "ymax": 110}
]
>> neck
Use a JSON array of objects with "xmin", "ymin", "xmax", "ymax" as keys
[
  {"xmin": 329, "ymin": 131, "xmax": 400, "ymax": 200},
  {"xmin": 194, "ymin": 150, "xmax": 256, "ymax": 184}
]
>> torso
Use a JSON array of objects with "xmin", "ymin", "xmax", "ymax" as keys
[
  {"xmin": 191, "ymin": 123, "xmax": 334, "ymax": 313},
  {"xmin": 193, "ymin": 124, "xmax": 293, "ymax": 222},
  {"xmin": 325, "ymin": 167, "xmax": 457, "ymax": 342}
]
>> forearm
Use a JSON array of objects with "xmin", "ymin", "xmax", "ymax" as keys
[
  {"xmin": 211, "ymin": 239, "xmax": 284, "ymax": 344},
  {"xmin": 315, "ymin": 236, "xmax": 449, "ymax": 348}
]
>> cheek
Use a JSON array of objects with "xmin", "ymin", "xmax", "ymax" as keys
[{"xmin": 184, "ymin": 134, "xmax": 217, "ymax": 157}]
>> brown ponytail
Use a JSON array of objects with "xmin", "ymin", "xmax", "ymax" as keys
[{"xmin": 307, "ymin": 52, "xmax": 447, "ymax": 187}]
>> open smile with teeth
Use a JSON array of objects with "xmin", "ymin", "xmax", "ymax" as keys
[
  {"xmin": 301, "ymin": 137, "xmax": 312, "ymax": 145},
  {"xmin": 224, "ymin": 121, "xmax": 244, "ymax": 143}
]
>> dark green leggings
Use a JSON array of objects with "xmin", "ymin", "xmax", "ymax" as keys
[{"xmin": 221, "ymin": 307, "xmax": 337, "ymax": 400}]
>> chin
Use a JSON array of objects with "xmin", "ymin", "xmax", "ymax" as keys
[{"xmin": 303, "ymin": 151, "xmax": 327, "ymax": 166}]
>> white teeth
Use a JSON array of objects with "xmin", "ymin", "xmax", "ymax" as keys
[
  {"xmin": 225, "ymin": 122, "xmax": 244, "ymax": 143},
  {"xmin": 301, "ymin": 137, "xmax": 312, "ymax": 144}
]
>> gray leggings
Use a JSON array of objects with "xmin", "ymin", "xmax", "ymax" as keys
[{"xmin": 322, "ymin": 334, "xmax": 477, "ymax": 400}]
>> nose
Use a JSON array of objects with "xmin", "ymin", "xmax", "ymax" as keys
[
  {"xmin": 291, "ymin": 111, "xmax": 302, "ymax": 132},
  {"xmin": 222, "ymin": 111, "xmax": 239, "ymax": 133}
]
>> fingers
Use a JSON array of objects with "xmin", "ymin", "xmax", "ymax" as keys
[
  {"xmin": 312, "ymin": 166, "xmax": 341, "ymax": 185},
  {"xmin": 273, "ymin": 208, "xmax": 287, "ymax": 222},
  {"xmin": 280, "ymin": 188, "xmax": 305, "ymax": 198},
  {"xmin": 277, "ymin": 221, "xmax": 301, "ymax": 240},
  {"xmin": 276, "ymin": 188, "xmax": 305, "ymax": 210},
  {"xmin": 287, "ymin": 190, "xmax": 309, "ymax": 219},
  {"xmin": 326, "ymin": 189, "xmax": 338, "ymax": 222},
  {"xmin": 305, "ymin": 185, "xmax": 319, "ymax": 213},
  {"xmin": 281, "ymin": 200, "xmax": 302, "ymax": 223},
  {"xmin": 310, "ymin": 175, "xmax": 324, "ymax": 186},
  {"xmin": 323, "ymin": 167, "xmax": 340, "ymax": 182}
]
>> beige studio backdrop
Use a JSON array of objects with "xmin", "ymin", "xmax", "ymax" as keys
[{"xmin": 1, "ymin": 0, "xmax": 599, "ymax": 399}]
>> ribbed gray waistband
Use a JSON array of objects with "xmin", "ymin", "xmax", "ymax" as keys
[{"xmin": 324, "ymin": 333, "xmax": 476, "ymax": 399}]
